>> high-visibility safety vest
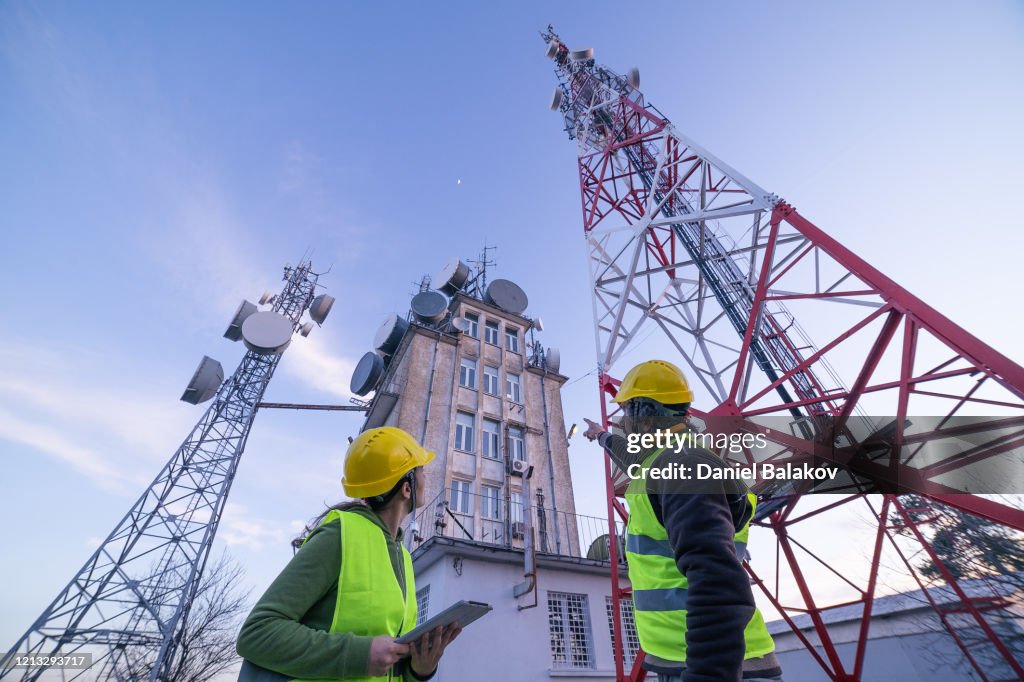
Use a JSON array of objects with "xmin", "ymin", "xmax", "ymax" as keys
[
  {"xmin": 292, "ymin": 510, "xmax": 418, "ymax": 682},
  {"xmin": 624, "ymin": 447, "xmax": 775, "ymax": 663}
]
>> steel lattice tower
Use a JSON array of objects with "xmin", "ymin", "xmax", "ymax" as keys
[
  {"xmin": 541, "ymin": 28, "xmax": 1024, "ymax": 682},
  {"xmin": 3, "ymin": 261, "xmax": 324, "ymax": 681}
]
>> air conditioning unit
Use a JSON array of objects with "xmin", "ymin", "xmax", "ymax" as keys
[
  {"xmin": 511, "ymin": 521, "xmax": 526, "ymax": 539},
  {"xmin": 510, "ymin": 459, "xmax": 528, "ymax": 476}
]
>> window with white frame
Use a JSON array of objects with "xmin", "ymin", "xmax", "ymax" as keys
[
  {"xmin": 510, "ymin": 491, "xmax": 524, "ymax": 523},
  {"xmin": 450, "ymin": 479, "xmax": 473, "ymax": 514},
  {"xmin": 605, "ymin": 596, "xmax": 640, "ymax": 669},
  {"xmin": 484, "ymin": 320, "xmax": 500, "ymax": 345},
  {"xmin": 483, "ymin": 365, "xmax": 500, "ymax": 395},
  {"xmin": 481, "ymin": 485, "xmax": 501, "ymax": 520},
  {"xmin": 455, "ymin": 412, "xmax": 475, "ymax": 452},
  {"xmin": 464, "ymin": 313, "xmax": 479, "ymax": 338},
  {"xmin": 508, "ymin": 425, "xmax": 525, "ymax": 461},
  {"xmin": 482, "ymin": 418, "xmax": 501, "ymax": 459},
  {"xmin": 505, "ymin": 326, "xmax": 520, "ymax": 353},
  {"xmin": 547, "ymin": 592, "xmax": 595, "ymax": 669},
  {"xmin": 505, "ymin": 373, "xmax": 521, "ymax": 403},
  {"xmin": 459, "ymin": 357, "xmax": 477, "ymax": 389},
  {"xmin": 417, "ymin": 585, "xmax": 431, "ymax": 621}
]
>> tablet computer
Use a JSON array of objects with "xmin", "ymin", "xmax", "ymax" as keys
[{"xmin": 395, "ymin": 600, "xmax": 492, "ymax": 644}]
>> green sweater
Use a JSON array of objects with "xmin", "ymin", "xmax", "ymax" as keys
[{"xmin": 235, "ymin": 505, "xmax": 427, "ymax": 680}]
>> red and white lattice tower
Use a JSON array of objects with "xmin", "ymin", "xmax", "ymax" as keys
[{"xmin": 540, "ymin": 27, "xmax": 1024, "ymax": 682}]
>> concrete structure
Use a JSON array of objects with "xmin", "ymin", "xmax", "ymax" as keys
[
  {"xmin": 359, "ymin": 277, "xmax": 632, "ymax": 680},
  {"xmin": 767, "ymin": 577, "xmax": 1024, "ymax": 682}
]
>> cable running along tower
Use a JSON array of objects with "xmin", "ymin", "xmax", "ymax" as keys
[
  {"xmin": 541, "ymin": 27, "xmax": 1024, "ymax": 682},
  {"xmin": 4, "ymin": 261, "xmax": 335, "ymax": 681}
]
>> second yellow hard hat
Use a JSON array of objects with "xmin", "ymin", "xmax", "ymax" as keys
[{"xmin": 612, "ymin": 359, "xmax": 694, "ymax": 405}]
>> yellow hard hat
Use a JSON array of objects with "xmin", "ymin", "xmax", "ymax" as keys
[
  {"xmin": 612, "ymin": 360, "xmax": 694, "ymax": 405},
  {"xmin": 342, "ymin": 427, "xmax": 435, "ymax": 498}
]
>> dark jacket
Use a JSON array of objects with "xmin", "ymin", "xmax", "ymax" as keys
[{"xmin": 599, "ymin": 431, "xmax": 756, "ymax": 682}]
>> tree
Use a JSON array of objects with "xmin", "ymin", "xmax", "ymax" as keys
[
  {"xmin": 891, "ymin": 495, "xmax": 1024, "ymax": 674},
  {"xmin": 118, "ymin": 551, "xmax": 252, "ymax": 681}
]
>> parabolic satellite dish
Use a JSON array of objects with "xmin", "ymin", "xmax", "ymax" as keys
[
  {"xmin": 374, "ymin": 314, "xmax": 409, "ymax": 355},
  {"xmin": 485, "ymin": 279, "xmax": 529, "ymax": 315},
  {"xmin": 180, "ymin": 355, "xmax": 224, "ymax": 405},
  {"xmin": 434, "ymin": 258, "xmax": 470, "ymax": 294},
  {"xmin": 223, "ymin": 300, "xmax": 258, "ymax": 341},
  {"xmin": 350, "ymin": 351, "xmax": 385, "ymax": 396},
  {"xmin": 241, "ymin": 311, "xmax": 293, "ymax": 355},
  {"xmin": 309, "ymin": 294, "xmax": 335, "ymax": 325},
  {"xmin": 411, "ymin": 290, "xmax": 448, "ymax": 323}
]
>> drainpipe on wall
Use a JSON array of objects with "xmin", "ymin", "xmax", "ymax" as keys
[{"xmin": 539, "ymin": 372, "xmax": 561, "ymax": 554}]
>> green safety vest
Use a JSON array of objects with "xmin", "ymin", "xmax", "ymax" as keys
[
  {"xmin": 293, "ymin": 510, "xmax": 418, "ymax": 682},
  {"xmin": 624, "ymin": 447, "xmax": 775, "ymax": 663}
]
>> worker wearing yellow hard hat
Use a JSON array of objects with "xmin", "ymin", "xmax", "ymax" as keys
[
  {"xmin": 236, "ymin": 426, "xmax": 460, "ymax": 681},
  {"xmin": 584, "ymin": 361, "xmax": 783, "ymax": 682}
]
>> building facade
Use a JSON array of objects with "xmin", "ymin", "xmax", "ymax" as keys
[{"xmin": 355, "ymin": 274, "xmax": 634, "ymax": 680}]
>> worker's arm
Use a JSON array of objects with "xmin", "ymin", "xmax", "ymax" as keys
[
  {"xmin": 235, "ymin": 520, "xmax": 374, "ymax": 679},
  {"xmin": 582, "ymin": 418, "xmax": 647, "ymax": 472},
  {"xmin": 651, "ymin": 450, "xmax": 756, "ymax": 682}
]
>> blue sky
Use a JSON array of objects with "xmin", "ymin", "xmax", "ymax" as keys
[{"xmin": 2, "ymin": 0, "xmax": 1023, "ymax": 653}]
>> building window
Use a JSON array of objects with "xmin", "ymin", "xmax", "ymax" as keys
[
  {"xmin": 464, "ymin": 313, "xmax": 479, "ymax": 339},
  {"xmin": 605, "ymin": 597, "xmax": 640, "ymax": 669},
  {"xmin": 482, "ymin": 418, "xmax": 501, "ymax": 459},
  {"xmin": 506, "ymin": 373, "xmax": 521, "ymax": 403},
  {"xmin": 450, "ymin": 479, "xmax": 473, "ymax": 514},
  {"xmin": 510, "ymin": 491, "xmax": 524, "ymax": 523},
  {"xmin": 505, "ymin": 326, "xmax": 520, "ymax": 353},
  {"xmin": 455, "ymin": 412, "xmax": 475, "ymax": 452},
  {"xmin": 417, "ymin": 585, "xmax": 430, "ymax": 621},
  {"xmin": 460, "ymin": 357, "xmax": 477, "ymax": 389},
  {"xmin": 483, "ymin": 365, "xmax": 500, "ymax": 395},
  {"xmin": 548, "ymin": 592, "xmax": 595, "ymax": 670},
  {"xmin": 508, "ymin": 425, "xmax": 525, "ymax": 461},
  {"xmin": 484, "ymin": 320, "xmax": 500, "ymax": 345},
  {"xmin": 481, "ymin": 485, "xmax": 501, "ymax": 520}
]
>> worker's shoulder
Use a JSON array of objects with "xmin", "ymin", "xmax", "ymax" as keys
[{"xmin": 651, "ymin": 442, "xmax": 725, "ymax": 468}]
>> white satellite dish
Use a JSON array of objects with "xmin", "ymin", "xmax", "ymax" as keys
[
  {"xmin": 533, "ymin": 316, "xmax": 545, "ymax": 332},
  {"xmin": 571, "ymin": 48, "xmax": 594, "ymax": 61},
  {"xmin": 549, "ymin": 88, "xmax": 564, "ymax": 111},
  {"xmin": 434, "ymin": 258, "xmax": 471, "ymax": 294},
  {"xmin": 545, "ymin": 347, "xmax": 561, "ymax": 373},
  {"xmin": 224, "ymin": 300, "xmax": 258, "ymax": 341},
  {"xmin": 545, "ymin": 39, "xmax": 560, "ymax": 60},
  {"xmin": 241, "ymin": 311, "xmax": 293, "ymax": 355},
  {"xmin": 451, "ymin": 316, "xmax": 470, "ymax": 333},
  {"xmin": 309, "ymin": 294, "xmax": 335, "ymax": 325},
  {"xmin": 628, "ymin": 67, "xmax": 640, "ymax": 90},
  {"xmin": 258, "ymin": 291, "xmax": 273, "ymax": 305},
  {"xmin": 300, "ymin": 321, "xmax": 314, "ymax": 337},
  {"xmin": 180, "ymin": 356, "xmax": 223, "ymax": 405}
]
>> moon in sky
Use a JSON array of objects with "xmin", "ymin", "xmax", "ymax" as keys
[{"xmin": 457, "ymin": 179, "xmax": 461, "ymax": 185}]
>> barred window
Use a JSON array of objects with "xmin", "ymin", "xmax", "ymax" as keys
[
  {"xmin": 485, "ymin": 320, "xmax": 500, "ymax": 345},
  {"xmin": 547, "ymin": 592, "xmax": 594, "ymax": 669},
  {"xmin": 482, "ymin": 418, "xmax": 501, "ymax": 459},
  {"xmin": 455, "ymin": 412, "xmax": 475, "ymax": 452},
  {"xmin": 508, "ymin": 425, "xmax": 525, "ymax": 461},
  {"xmin": 510, "ymin": 491, "xmax": 524, "ymax": 524},
  {"xmin": 483, "ymin": 365, "xmax": 500, "ymax": 395},
  {"xmin": 450, "ymin": 480, "xmax": 473, "ymax": 514},
  {"xmin": 481, "ymin": 485, "xmax": 501, "ymax": 520},
  {"xmin": 506, "ymin": 373, "xmax": 521, "ymax": 403},
  {"xmin": 460, "ymin": 357, "xmax": 477, "ymax": 389},
  {"xmin": 605, "ymin": 596, "xmax": 640, "ymax": 669},
  {"xmin": 417, "ymin": 585, "xmax": 430, "ymax": 621}
]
